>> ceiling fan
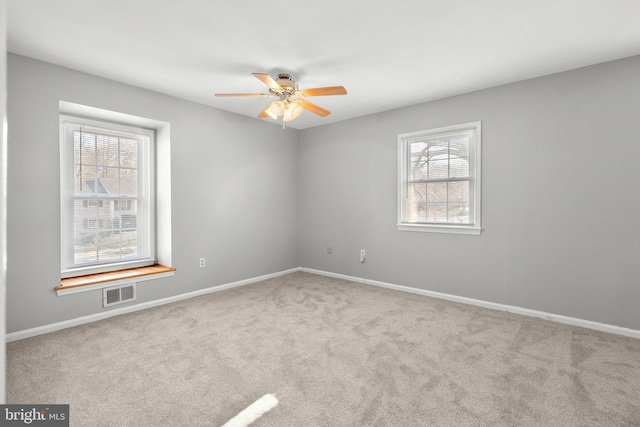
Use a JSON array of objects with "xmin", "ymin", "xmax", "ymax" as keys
[{"xmin": 215, "ymin": 73, "xmax": 347, "ymax": 127}]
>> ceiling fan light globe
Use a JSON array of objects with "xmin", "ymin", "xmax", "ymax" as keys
[
  {"xmin": 267, "ymin": 101, "xmax": 284, "ymax": 119},
  {"xmin": 283, "ymin": 100, "xmax": 303, "ymax": 121},
  {"xmin": 290, "ymin": 104, "xmax": 304, "ymax": 120},
  {"xmin": 265, "ymin": 109, "xmax": 278, "ymax": 120}
]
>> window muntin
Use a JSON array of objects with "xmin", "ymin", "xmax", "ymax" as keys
[
  {"xmin": 398, "ymin": 122, "xmax": 481, "ymax": 234},
  {"xmin": 61, "ymin": 116, "xmax": 155, "ymax": 276}
]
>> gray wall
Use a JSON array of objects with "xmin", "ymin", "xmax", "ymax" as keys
[
  {"xmin": 7, "ymin": 54, "xmax": 300, "ymax": 333},
  {"xmin": 299, "ymin": 55, "xmax": 640, "ymax": 330},
  {"xmin": 8, "ymin": 52, "xmax": 640, "ymax": 335}
]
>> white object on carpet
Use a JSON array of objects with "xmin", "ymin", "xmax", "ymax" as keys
[{"xmin": 221, "ymin": 394, "xmax": 279, "ymax": 427}]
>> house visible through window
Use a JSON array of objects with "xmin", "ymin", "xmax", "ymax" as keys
[
  {"xmin": 398, "ymin": 121, "xmax": 481, "ymax": 235},
  {"xmin": 60, "ymin": 116, "xmax": 156, "ymax": 276}
]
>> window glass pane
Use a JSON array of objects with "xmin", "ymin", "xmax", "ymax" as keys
[
  {"xmin": 74, "ymin": 229, "xmax": 97, "ymax": 265},
  {"xmin": 428, "ymin": 139, "xmax": 448, "ymax": 156},
  {"xmin": 407, "ymin": 183, "xmax": 426, "ymax": 222},
  {"xmin": 448, "ymin": 203, "xmax": 470, "ymax": 223},
  {"xmin": 75, "ymin": 166, "xmax": 96, "ymax": 194},
  {"xmin": 426, "ymin": 203, "xmax": 447, "ymax": 223},
  {"xmin": 88, "ymin": 201, "xmax": 140, "ymax": 262},
  {"xmin": 428, "ymin": 157, "xmax": 448, "ymax": 179},
  {"xmin": 450, "ymin": 136, "xmax": 469, "ymax": 160},
  {"xmin": 93, "ymin": 230, "xmax": 139, "ymax": 261},
  {"xmin": 96, "ymin": 167, "xmax": 118, "ymax": 196},
  {"xmin": 97, "ymin": 134, "xmax": 119, "ymax": 167},
  {"xmin": 84, "ymin": 177, "xmax": 109, "ymax": 195},
  {"xmin": 449, "ymin": 136, "xmax": 469, "ymax": 178},
  {"xmin": 426, "ymin": 182, "xmax": 447, "ymax": 203},
  {"xmin": 98, "ymin": 166, "xmax": 120, "ymax": 183},
  {"xmin": 120, "ymin": 231, "xmax": 138, "ymax": 256},
  {"xmin": 97, "ymin": 202, "xmax": 112, "ymax": 230},
  {"xmin": 97, "ymin": 230, "xmax": 138, "ymax": 261},
  {"xmin": 121, "ymin": 212, "xmax": 137, "ymax": 229},
  {"xmin": 448, "ymin": 181, "xmax": 470, "ymax": 223},
  {"xmin": 120, "ymin": 169, "xmax": 138, "ymax": 197},
  {"xmin": 120, "ymin": 138, "xmax": 138, "ymax": 168},
  {"xmin": 74, "ymin": 199, "xmax": 95, "ymax": 231},
  {"xmin": 449, "ymin": 156, "xmax": 468, "ymax": 178},
  {"xmin": 448, "ymin": 181, "xmax": 469, "ymax": 202},
  {"xmin": 409, "ymin": 142, "xmax": 428, "ymax": 180},
  {"xmin": 407, "ymin": 203, "xmax": 426, "ymax": 222},
  {"xmin": 98, "ymin": 167, "xmax": 118, "ymax": 180},
  {"xmin": 96, "ymin": 231, "xmax": 121, "ymax": 261},
  {"xmin": 75, "ymin": 132, "xmax": 96, "ymax": 165},
  {"xmin": 410, "ymin": 159, "xmax": 428, "ymax": 180},
  {"xmin": 70, "ymin": 130, "xmax": 142, "ymax": 261}
]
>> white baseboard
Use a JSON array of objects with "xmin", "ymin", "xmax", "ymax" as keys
[
  {"xmin": 8, "ymin": 266, "xmax": 639, "ymax": 342},
  {"xmin": 301, "ymin": 267, "xmax": 640, "ymax": 340},
  {"xmin": 6, "ymin": 267, "xmax": 301, "ymax": 342}
]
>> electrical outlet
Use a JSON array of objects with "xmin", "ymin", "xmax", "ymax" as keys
[
  {"xmin": 360, "ymin": 249, "xmax": 366, "ymax": 262},
  {"xmin": 199, "ymin": 258, "xmax": 205, "ymax": 268}
]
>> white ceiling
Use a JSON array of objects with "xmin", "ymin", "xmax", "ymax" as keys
[{"xmin": 8, "ymin": 0, "xmax": 640, "ymax": 130}]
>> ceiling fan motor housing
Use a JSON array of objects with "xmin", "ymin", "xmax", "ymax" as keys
[{"xmin": 275, "ymin": 73, "xmax": 297, "ymax": 93}]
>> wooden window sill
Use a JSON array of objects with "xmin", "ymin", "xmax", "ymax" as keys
[{"xmin": 56, "ymin": 264, "xmax": 176, "ymax": 296}]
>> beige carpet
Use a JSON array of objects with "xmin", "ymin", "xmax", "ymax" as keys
[{"xmin": 7, "ymin": 272, "xmax": 640, "ymax": 426}]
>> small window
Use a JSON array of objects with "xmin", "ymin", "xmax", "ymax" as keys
[
  {"xmin": 60, "ymin": 115, "xmax": 156, "ymax": 276},
  {"xmin": 398, "ymin": 122, "xmax": 481, "ymax": 235}
]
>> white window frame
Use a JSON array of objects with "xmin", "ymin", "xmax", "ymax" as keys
[
  {"xmin": 398, "ymin": 121, "xmax": 482, "ymax": 235},
  {"xmin": 60, "ymin": 115, "xmax": 156, "ymax": 277}
]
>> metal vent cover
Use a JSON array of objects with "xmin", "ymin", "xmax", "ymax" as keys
[
  {"xmin": 103, "ymin": 283, "xmax": 136, "ymax": 308},
  {"xmin": 120, "ymin": 285, "xmax": 135, "ymax": 301}
]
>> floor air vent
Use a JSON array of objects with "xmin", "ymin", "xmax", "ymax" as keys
[{"xmin": 103, "ymin": 283, "xmax": 136, "ymax": 308}]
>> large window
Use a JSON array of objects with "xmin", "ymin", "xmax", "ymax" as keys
[
  {"xmin": 398, "ymin": 121, "xmax": 481, "ymax": 235},
  {"xmin": 60, "ymin": 116, "xmax": 155, "ymax": 276}
]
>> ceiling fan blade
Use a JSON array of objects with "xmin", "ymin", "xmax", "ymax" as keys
[
  {"xmin": 257, "ymin": 101, "xmax": 276, "ymax": 118},
  {"xmin": 252, "ymin": 73, "xmax": 282, "ymax": 90},
  {"xmin": 214, "ymin": 93, "xmax": 269, "ymax": 97},
  {"xmin": 299, "ymin": 100, "xmax": 331, "ymax": 117},
  {"xmin": 300, "ymin": 86, "xmax": 347, "ymax": 97}
]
